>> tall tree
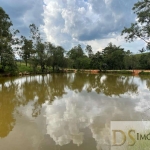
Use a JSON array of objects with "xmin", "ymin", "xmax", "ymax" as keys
[
  {"xmin": 67, "ymin": 44, "xmax": 84, "ymax": 69},
  {"xmin": 45, "ymin": 42, "xmax": 66, "ymax": 71},
  {"xmin": 85, "ymin": 45, "xmax": 93, "ymax": 58},
  {"xmin": 90, "ymin": 51, "xmax": 104, "ymax": 70},
  {"xmin": 0, "ymin": 7, "xmax": 19, "ymax": 73},
  {"xmin": 29, "ymin": 24, "xmax": 46, "ymax": 73},
  {"xmin": 121, "ymin": 0, "xmax": 150, "ymax": 50},
  {"xmin": 20, "ymin": 36, "xmax": 33, "ymax": 66},
  {"xmin": 102, "ymin": 43, "xmax": 125, "ymax": 70}
]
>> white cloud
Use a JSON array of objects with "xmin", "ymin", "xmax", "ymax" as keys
[
  {"xmin": 1, "ymin": 0, "xmax": 143, "ymax": 52},
  {"xmin": 42, "ymin": 0, "xmax": 141, "ymax": 52},
  {"xmin": 44, "ymin": 94, "xmax": 112, "ymax": 148},
  {"xmin": 1, "ymin": 0, "xmax": 44, "ymax": 36},
  {"xmin": 41, "ymin": 75, "xmax": 150, "ymax": 149}
]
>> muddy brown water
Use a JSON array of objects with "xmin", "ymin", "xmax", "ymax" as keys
[{"xmin": 0, "ymin": 73, "xmax": 150, "ymax": 150}]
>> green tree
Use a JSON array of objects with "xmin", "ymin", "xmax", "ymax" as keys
[
  {"xmin": 85, "ymin": 45, "xmax": 93, "ymax": 58},
  {"xmin": 121, "ymin": 0, "xmax": 150, "ymax": 50},
  {"xmin": 67, "ymin": 44, "xmax": 84, "ymax": 60},
  {"xmin": 90, "ymin": 51, "xmax": 104, "ymax": 70},
  {"xmin": 37, "ymin": 42, "xmax": 47, "ymax": 72},
  {"xmin": 124, "ymin": 50, "xmax": 142, "ymax": 70},
  {"xmin": 67, "ymin": 44, "xmax": 84, "ymax": 69},
  {"xmin": 139, "ymin": 53, "xmax": 150, "ymax": 69},
  {"xmin": 54, "ymin": 46, "xmax": 65, "ymax": 70},
  {"xmin": 20, "ymin": 36, "xmax": 33, "ymax": 66},
  {"xmin": 46, "ymin": 42, "xmax": 65, "ymax": 71},
  {"xmin": 0, "ymin": 7, "xmax": 19, "ymax": 74},
  {"xmin": 102, "ymin": 43, "xmax": 125, "ymax": 70},
  {"xmin": 29, "ymin": 24, "xmax": 46, "ymax": 73},
  {"xmin": 79, "ymin": 56, "xmax": 91, "ymax": 69},
  {"xmin": 124, "ymin": 50, "xmax": 133, "ymax": 69},
  {"xmin": 1, "ymin": 53, "xmax": 17, "ymax": 74}
]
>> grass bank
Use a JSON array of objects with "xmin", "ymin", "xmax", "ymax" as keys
[
  {"xmin": 139, "ymin": 71, "xmax": 150, "ymax": 75},
  {"xmin": 1, "ymin": 62, "xmax": 150, "ymax": 76},
  {"xmin": 18, "ymin": 64, "xmax": 33, "ymax": 73}
]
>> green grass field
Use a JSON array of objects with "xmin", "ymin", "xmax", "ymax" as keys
[{"xmin": 17, "ymin": 62, "xmax": 32, "ymax": 73}]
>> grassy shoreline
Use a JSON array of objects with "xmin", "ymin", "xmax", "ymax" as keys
[{"xmin": 1, "ymin": 62, "xmax": 150, "ymax": 77}]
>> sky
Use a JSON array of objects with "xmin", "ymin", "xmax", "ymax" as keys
[{"xmin": 0, "ymin": 0, "xmax": 146, "ymax": 53}]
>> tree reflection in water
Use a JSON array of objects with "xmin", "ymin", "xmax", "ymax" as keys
[
  {"xmin": 0, "ymin": 73, "xmax": 142, "ymax": 142},
  {"xmin": 139, "ymin": 75, "xmax": 150, "ymax": 90},
  {"xmin": 0, "ymin": 78, "xmax": 18, "ymax": 138}
]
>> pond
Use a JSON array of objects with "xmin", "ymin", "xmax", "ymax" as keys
[{"xmin": 0, "ymin": 73, "xmax": 150, "ymax": 150}]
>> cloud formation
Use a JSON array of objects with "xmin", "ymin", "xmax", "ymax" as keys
[
  {"xmin": 1, "ymin": 0, "xmax": 44, "ymax": 36},
  {"xmin": 1, "ymin": 0, "xmax": 145, "ymax": 52},
  {"xmin": 42, "ymin": 0, "xmax": 141, "ymax": 51},
  {"xmin": 44, "ymin": 83, "xmax": 150, "ymax": 149}
]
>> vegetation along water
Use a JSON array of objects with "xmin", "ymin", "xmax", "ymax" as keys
[{"xmin": 0, "ymin": 0, "xmax": 150, "ymax": 150}]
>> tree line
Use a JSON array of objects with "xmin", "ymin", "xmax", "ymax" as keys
[{"xmin": 0, "ymin": 0, "xmax": 150, "ymax": 75}]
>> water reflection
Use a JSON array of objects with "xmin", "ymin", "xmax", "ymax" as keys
[
  {"xmin": 0, "ymin": 73, "xmax": 150, "ymax": 150},
  {"xmin": 85, "ymin": 74, "xmax": 138, "ymax": 96},
  {"xmin": 139, "ymin": 75, "xmax": 150, "ymax": 90},
  {"xmin": 44, "ymin": 87, "xmax": 140, "ymax": 150},
  {"xmin": 0, "ymin": 78, "xmax": 18, "ymax": 138}
]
